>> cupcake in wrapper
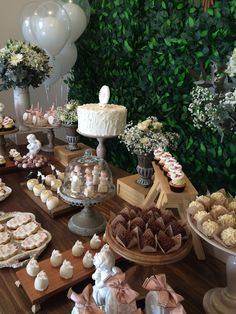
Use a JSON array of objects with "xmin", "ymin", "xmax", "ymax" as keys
[
  {"xmin": 196, "ymin": 195, "xmax": 211, "ymax": 210},
  {"xmin": 193, "ymin": 210, "xmax": 210, "ymax": 223},
  {"xmin": 210, "ymin": 205, "xmax": 228, "ymax": 220},
  {"xmin": 220, "ymin": 227, "xmax": 236, "ymax": 247},
  {"xmin": 210, "ymin": 191, "xmax": 226, "ymax": 206},
  {"xmin": 201, "ymin": 219, "xmax": 220, "ymax": 238},
  {"xmin": 217, "ymin": 214, "xmax": 236, "ymax": 228}
]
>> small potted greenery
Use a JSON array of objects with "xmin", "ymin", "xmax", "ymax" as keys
[{"xmin": 56, "ymin": 100, "xmax": 80, "ymax": 151}]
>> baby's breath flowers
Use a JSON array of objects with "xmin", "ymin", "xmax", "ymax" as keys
[
  {"xmin": 0, "ymin": 39, "xmax": 50, "ymax": 90},
  {"xmin": 188, "ymin": 48, "xmax": 236, "ymax": 135},
  {"xmin": 119, "ymin": 116, "xmax": 178, "ymax": 154}
]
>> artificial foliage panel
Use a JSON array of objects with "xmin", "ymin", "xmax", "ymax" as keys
[{"xmin": 68, "ymin": 0, "xmax": 236, "ymax": 194}]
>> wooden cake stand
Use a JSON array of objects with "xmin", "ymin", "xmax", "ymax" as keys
[
  {"xmin": 106, "ymin": 222, "xmax": 192, "ymax": 296},
  {"xmin": 25, "ymin": 124, "xmax": 60, "ymax": 152},
  {"xmin": 77, "ymin": 130, "xmax": 116, "ymax": 159},
  {"xmin": 0, "ymin": 128, "xmax": 18, "ymax": 156},
  {"xmin": 187, "ymin": 213, "xmax": 236, "ymax": 314}
]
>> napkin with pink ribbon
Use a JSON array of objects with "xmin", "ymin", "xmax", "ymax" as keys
[
  {"xmin": 68, "ymin": 284, "xmax": 105, "ymax": 314},
  {"xmin": 105, "ymin": 272, "xmax": 139, "ymax": 305},
  {"xmin": 143, "ymin": 274, "xmax": 186, "ymax": 314}
]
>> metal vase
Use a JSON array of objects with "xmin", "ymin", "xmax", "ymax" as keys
[
  {"xmin": 64, "ymin": 124, "xmax": 80, "ymax": 151},
  {"xmin": 136, "ymin": 152, "xmax": 154, "ymax": 187},
  {"xmin": 13, "ymin": 86, "xmax": 30, "ymax": 132}
]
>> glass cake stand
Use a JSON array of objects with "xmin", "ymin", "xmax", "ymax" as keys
[
  {"xmin": 58, "ymin": 186, "xmax": 115, "ymax": 237},
  {"xmin": 187, "ymin": 212, "xmax": 236, "ymax": 314}
]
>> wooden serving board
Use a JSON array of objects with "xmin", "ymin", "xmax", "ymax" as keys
[
  {"xmin": 16, "ymin": 240, "xmax": 121, "ymax": 306},
  {"xmin": 20, "ymin": 182, "xmax": 76, "ymax": 218}
]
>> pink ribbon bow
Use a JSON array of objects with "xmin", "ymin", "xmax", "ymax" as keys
[
  {"xmin": 68, "ymin": 284, "xmax": 105, "ymax": 314},
  {"xmin": 105, "ymin": 272, "xmax": 139, "ymax": 305},
  {"xmin": 143, "ymin": 274, "xmax": 186, "ymax": 314}
]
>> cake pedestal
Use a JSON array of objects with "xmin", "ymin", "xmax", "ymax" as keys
[
  {"xmin": 187, "ymin": 213, "xmax": 236, "ymax": 314},
  {"xmin": 78, "ymin": 130, "xmax": 115, "ymax": 159},
  {"xmin": 58, "ymin": 186, "xmax": 115, "ymax": 236},
  {"xmin": 0, "ymin": 128, "xmax": 18, "ymax": 156}
]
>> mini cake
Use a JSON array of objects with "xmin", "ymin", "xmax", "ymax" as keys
[
  {"xmin": 45, "ymin": 174, "xmax": 56, "ymax": 186},
  {"xmin": 193, "ymin": 210, "xmax": 209, "ymax": 223},
  {"xmin": 46, "ymin": 196, "xmax": 59, "ymax": 210},
  {"xmin": 2, "ymin": 116, "xmax": 15, "ymax": 130},
  {"xmin": 40, "ymin": 189, "xmax": 53, "ymax": 203},
  {"xmin": 90, "ymin": 234, "xmax": 102, "ymax": 250},
  {"xmin": 50, "ymin": 179, "xmax": 62, "ymax": 192},
  {"xmin": 210, "ymin": 205, "xmax": 228, "ymax": 220},
  {"xmin": 228, "ymin": 201, "xmax": 236, "ymax": 212},
  {"xmin": 60, "ymin": 260, "xmax": 73, "ymax": 279},
  {"xmin": 72, "ymin": 240, "xmax": 84, "ymax": 257},
  {"xmin": 154, "ymin": 148, "xmax": 164, "ymax": 164},
  {"xmin": 26, "ymin": 258, "xmax": 40, "ymax": 277},
  {"xmin": 0, "ymin": 155, "xmax": 6, "ymax": 167},
  {"xmin": 34, "ymin": 271, "xmax": 49, "ymax": 291},
  {"xmin": 77, "ymin": 104, "xmax": 127, "ymax": 137},
  {"xmin": 50, "ymin": 249, "xmax": 63, "ymax": 267},
  {"xmin": 158, "ymin": 152, "xmax": 172, "ymax": 168},
  {"xmin": 196, "ymin": 195, "xmax": 211, "ymax": 210},
  {"xmin": 82, "ymin": 251, "xmax": 94, "ymax": 268},
  {"xmin": 33, "ymin": 183, "xmax": 46, "ymax": 196},
  {"xmin": 217, "ymin": 214, "xmax": 236, "ymax": 228},
  {"xmin": 27, "ymin": 178, "xmax": 39, "ymax": 191},
  {"xmin": 188, "ymin": 201, "xmax": 205, "ymax": 214},
  {"xmin": 202, "ymin": 219, "xmax": 219, "ymax": 237},
  {"xmin": 169, "ymin": 172, "xmax": 186, "ymax": 193},
  {"xmin": 210, "ymin": 192, "xmax": 226, "ymax": 206},
  {"xmin": 220, "ymin": 227, "xmax": 236, "ymax": 246}
]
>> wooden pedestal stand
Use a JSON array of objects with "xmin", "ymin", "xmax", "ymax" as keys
[
  {"xmin": 54, "ymin": 144, "xmax": 95, "ymax": 166},
  {"xmin": 117, "ymin": 162, "xmax": 205, "ymax": 260}
]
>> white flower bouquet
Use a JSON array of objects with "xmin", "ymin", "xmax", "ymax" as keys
[
  {"xmin": 119, "ymin": 116, "xmax": 178, "ymax": 154},
  {"xmin": 0, "ymin": 39, "xmax": 50, "ymax": 90},
  {"xmin": 188, "ymin": 48, "xmax": 236, "ymax": 135}
]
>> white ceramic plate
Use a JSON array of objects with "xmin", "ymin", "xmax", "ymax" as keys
[{"xmin": 0, "ymin": 186, "xmax": 12, "ymax": 202}]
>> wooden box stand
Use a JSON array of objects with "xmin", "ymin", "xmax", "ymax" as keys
[
  {"xmin": 117, "ymin": 162, "xmax": 205, "ymax": 260},
  {"xmin": 54, "ymin": 143, "xmax": 95, "ymax": 166}
]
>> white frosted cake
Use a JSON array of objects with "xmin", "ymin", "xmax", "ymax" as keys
[{"xmin": 77, "ymin": 104, "xmax": 127, "ymax": 137}]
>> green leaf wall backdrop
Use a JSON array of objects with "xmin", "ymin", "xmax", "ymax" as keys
[{"xmin": 68, "ymin": 0, "xmax": 236, "ymax": 195}]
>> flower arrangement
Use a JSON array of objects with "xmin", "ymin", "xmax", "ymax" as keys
[
  {"xmin": 119, "ymin": 116, "xmax": 179, "ymax": 155},
  {"xmin": 0, "ymin": 39, "xmax": 50, "ymax": 90},
  {"xmin": 188, "ymin": 48, "xmax": 236, "ymax": 135},
  {"xmin": 56, "ymin": 100, "xmax": 80, "ymax": 125}
]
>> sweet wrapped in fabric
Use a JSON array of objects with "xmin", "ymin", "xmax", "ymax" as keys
[{"xmin": 143, "ymin": 274, "xmax": 186, "ymax": 314}]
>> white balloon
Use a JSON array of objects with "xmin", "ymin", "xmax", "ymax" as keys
[
  {"xmin": 57, "ymin": 43, "xmax": 78, "ymax": 76},
  {"xmin": 63, "ymin": 3, "xmax": 87, "ymax": 42},
  {"xmin": 44, "ymin": 43, "xmax": 77, "ymax": 87},
  {"xmin": 34, "ymin": 16, "xmax": 69, "ymax": 56},
  {"xmin": 21, "ymin": 1, "xmax": 38, "ymax": 44},
  {"xmin": 31, "ymin": 1, "xmax": 71, "ymax": 56}
]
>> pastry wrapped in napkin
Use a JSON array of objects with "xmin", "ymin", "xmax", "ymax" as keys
[
  {"xmin": 68, "ymin": 284, "xmax": 105, "ymax": 314},
  {"xmin": 104, "ymin": 272, "xmax": 139, "ymax": 314},
  {"xmin": 143, "ymin": 274, "xmax": 186, "ymax": 314}
]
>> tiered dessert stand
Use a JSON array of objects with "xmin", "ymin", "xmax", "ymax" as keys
[
  {"xmin": 0, "ymin": 128, "xmax": 18, "ymax": 156},
  {"xmin": 187, "ymin": 212, "xmax": 236, "ymax": 314},
  {"xmin": 58, "ymin": 186, "xmax": 115, "ymax": 236},
  {"xmin": 106, "ymin": 221, "xmax": 192, "ymax": 296}
]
